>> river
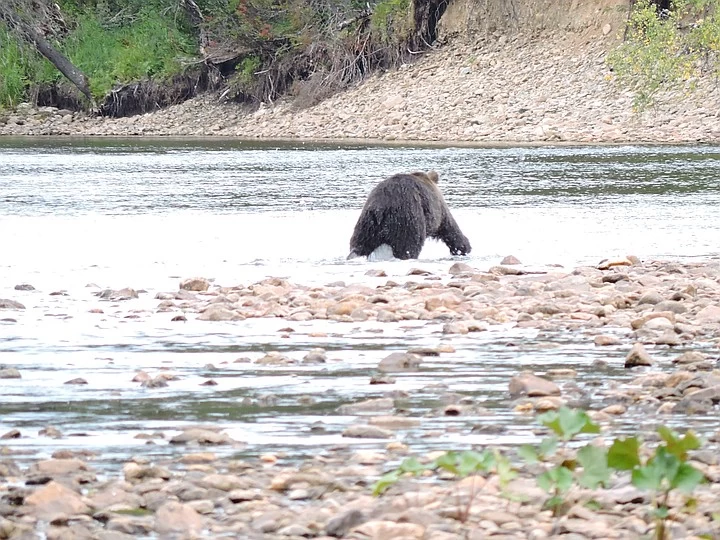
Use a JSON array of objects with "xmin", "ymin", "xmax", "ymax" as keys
[{"xmin": 1, "ymin": 138, "xmax": 720, "ymax": 472}]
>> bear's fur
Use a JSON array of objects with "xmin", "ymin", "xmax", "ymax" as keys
[{"xmin": 347, "ymin": 170, "xmax": 471, "ymax": 260}]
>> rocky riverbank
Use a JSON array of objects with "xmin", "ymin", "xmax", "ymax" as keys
[
  {"xmin": 3, "ymin": 30, "xmax": 720, "ymax": 144},
  {"xmin": 3, "ymin": 257, "xmax": 720, "ymax": 539}
]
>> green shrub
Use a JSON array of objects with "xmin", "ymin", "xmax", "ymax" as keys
[{"xmin": 608, "ymin": 0, "xmax": 720, "ymax": 109}]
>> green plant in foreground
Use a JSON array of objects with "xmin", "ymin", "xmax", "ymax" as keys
[
  {"xmin": 372, "ymin": 449, "xmax": 516, "ymax": 522},
  {"xmin": 518, "ymin": 407, "xmax": 606, "ymax": 516},
  {"xmin": 608, "ymin": 427, "xmax": 705, "ymax": 540},
  {"xmin": 372, "ymin": 408, "xmax": 706, "ymax": 540}
]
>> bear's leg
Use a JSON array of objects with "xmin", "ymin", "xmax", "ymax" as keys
[
  {"xmin": 348, "ymin": 209, "xmax": 384, "ymax": 259},
  {"xmin": 435, "ymin": 214, "xmax": 471, "ymax": 256},
  {"xmin": 384, "ymin": 211, "xmax": 426, "ymax": 260}
]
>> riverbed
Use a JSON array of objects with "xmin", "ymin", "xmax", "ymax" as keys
[
  {"xmin": 2, "ymin": 139, "xmax": 720, "ymax": 461},
  {"xmin": 2, "ymin": 139, "xmax": 720, "ymax": 539}
]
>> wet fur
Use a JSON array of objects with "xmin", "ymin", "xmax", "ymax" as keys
[{"xmin": 348, "ymin": 171, "xmax": 471, "ymax": 260}]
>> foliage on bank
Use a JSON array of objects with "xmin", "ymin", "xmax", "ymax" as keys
[
  {"xmin": 608, "ymin": 0, "xmax": 720, "ymax": 109},
  {"xmin": 0, "ymin": 0, "xmax": 431, "ymax": 114}
]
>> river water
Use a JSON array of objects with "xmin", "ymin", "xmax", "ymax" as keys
[{"xmin": 1, "ymin": 138, "xmax": 720, "ymax": 472}]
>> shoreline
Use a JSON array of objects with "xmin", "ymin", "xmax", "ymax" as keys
[
  {"xmin": 4, "ymin": 34, "xmax": 720, "ymax": 145},
  {"xmin": 1, "ymin": 132, "xmax": 717, "ymax": 148}
]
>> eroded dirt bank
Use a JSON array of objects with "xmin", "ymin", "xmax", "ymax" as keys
[{"xmin": 2, "ymin": 0, "xmax": 719, "ymax": 144}]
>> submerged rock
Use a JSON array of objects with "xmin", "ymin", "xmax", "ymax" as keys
[
  {"xmin": 509, "ymin": 372, "xmax": 561, "ymax": 397},
  {"xmin": 625, "ymin": 343, "xmax": 654, "ymax": 368}
]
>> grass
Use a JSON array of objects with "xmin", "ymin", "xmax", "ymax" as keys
[{"xmin": 0, "ymin": 6, "xmax": 196, "ymax": 108}]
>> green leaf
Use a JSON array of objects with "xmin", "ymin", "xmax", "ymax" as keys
[
  {"xmin": 670, "ymin": 462, "xmax": 704, "ymax": 493},
  {"xmin": 432, "ymin": 452, "xmax": 459, "ymax": 476},
  {"xmin": 398, "ymin": 457, "xmax": 427, "ymax": 475},
  {"xmin": 538, "ymin": 410, "xmax": 563, "ymax": 437},
  {"xmin": 608, "ymin": 437, "xmax": 642, "ymax": 471},
  {"xmin": 372, "ymin": 470, "xmax": 401, "ymax": 496},
  {"xmin": 456, "ymin": 450, "xmax": 493, "ymax": 477},
  {"xmin": 654, "ymin": 505, "xmax": 670, "ymax": 519},
  {"xmin": 577, "ymin": 444, "xmax": 610, "ymax": 489},
  {"xmin": 538, "ymin": 436, "xmax": 559, "ymax": 458},
  {"xmin": 651, "ymin": 447, "xmax": 680, "ymax": 482},
  {"xmin": 539, "ymin": 407, "xmax": 601, "ymax": 441},
  {"xmin": 537, "ymin": 470, "xmax": 554, "ymax": 492},
  {"xmin": 494, "ymin": 451, "xmax": 517, "ymax": 487},
  {"xmin": 544, "ymin": 494, "xmax": 565, "ymax": 512},
  {"xmin": 518, "ymin": 445, "xmax": 540, "ymax": 464},
  {"xmin": 555, "ymin": 465, "xmax": 574, "ymax": 493},
  {"xmin": 658, "ymin": 426, "xmax": 701, "ymax": 460},
  {"xmin": 632, "ymin": 464, "xmax": 664, "ymax": 492}
]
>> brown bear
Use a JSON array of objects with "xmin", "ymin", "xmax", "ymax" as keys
[{"xmin": 347, "ymin": 170, "xmax": 471, "ymax": 260}]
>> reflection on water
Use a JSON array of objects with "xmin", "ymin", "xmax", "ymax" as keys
[{"xmin": 1, "ymin": 138, "xmax": 720, "ymax": 470}]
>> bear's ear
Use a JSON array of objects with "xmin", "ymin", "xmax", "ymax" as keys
[{"xmin": 427, "ymin": 170, "xmax": 439, "ymax": 184}]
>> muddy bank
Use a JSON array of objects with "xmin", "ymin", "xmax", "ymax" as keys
[{"xmin": 2, "ymin": 257, "xmax": 720, "ymax": 538}]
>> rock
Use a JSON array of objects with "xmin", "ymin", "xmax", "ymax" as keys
[
  {"xmin": 154, "ymin": 501, "xmax": 203, "ymax": 535},
  {"xmin": 122, "ymin": 463, "xmax": 171, "ymax": 481},
  {"xmin": 302, "ymin": 348, "xmax": 327, "ymax": 363},
  {"xmin": 489, "ymin": 265, "xmax": 524, "ymax": 275},
  {"xmin": 637, "ymin": 290, "xmax": 663, "ymax": 305},
  {"xmin": 140, "ymin": 375, "xmax": 168, "ymax": 388},
  {"xmin": 14, "ymin": 284, "xmax": 35, "ymax": 291},
  {"xmin": 0, "ymin": 299, "xmax": 25, "ymax": 310},
  {"xmin": 442, "ymin": 321, "xmax": 469, "ymax": 334},
  {"xmin": 674, "ymin": 351, "xmax": 707, "ymax": 364},
  {"xmin": 326, "ymin": 509, "xmax": 367, "ymax": 537},
  {"xmin": 180, "ymin": 277, "xmax": 211, "ymax": 291},
  {"xmin": 30, "ymin": 458, "xmax": 90, "ymax": 477},
  {"xmin": 170, "ymin": 428, "xmax": 235, "ymax": 445},
  {"xmin": 228, "ymin": 489, "xmax": 260, "ymax": 502},
  {"xmin": 653, "ymin": 300, "xmax": 686, "ymax": 314},
  {"xmin": 508, "ymin": 372, "xmax": 561, "ymax": 397},
  {"xmin": 368, "ymin": 416, "xmax": 421, "ymax": 429},
  {"xmin": 695, "ymin": 304, "xmax": 720, "ymax": 323},
  {"xmin": 342, "ymin": 425, "xmax": 393, "ymax": 439},
  {"xmin": 500, "ymin": 255, "xmax": 522, "ymax": 265},
  {"xmin": 200, "ymin": 473, "xmax": 250, "ymax": 491},
  {"xmin": 654, "ymin": 330, "xmax": 680, "ymax": 346},
  {"xmin": 625, "ymin": 343, "xmax": 654, "ymax": 367},
  {"xmin": 352, "ymin": 521, "xmax": 424, "ymax": 539},
  {"xmin": 0, "ymin": 368, "xmax": 21, "ymax": 379},
  {"xmin": 594, "ymin": 335, "xmax": 619, "ymax": 346},
  {"xmin": 337, "ymin": 397, "xmax": 395, "ymax": 414},
  {"xmin": 88, "ymin": 486, "xmax": 143, "ymax": 510},
  {"xmin": 96, "ymin": 288, "xmax": 138, "ymax": 300},
  {"xmin": 378, "ymin": 352, "xmax": 422, "ymax": 372},
  {"xmin": 681, "ymin": 385, "xmax": 720, "ymax": 403},
  {"xmin": 448, "ymin": 262, "xmax": 475, "ymax": 274},
  {"xmin": 24, "ymin": 481, "xmax": 90, "ymax": 519},
  {"xmin": 39, "ymin": 426, "xmax": 62, "ymax": 438},
  {"xmin": 597, "ymin": 257, "xmax": 632, "ymax": 270},
  {"xmin": 64, "ymin": 377, "xmax": 88, "ymax": 385},
  {"xmin": 197, "ymin": 304, "xmax": 242, "ymax": 321},
  {"xmin": 1, "ymin": 429, "xmax": 20, "ymax": 439}
]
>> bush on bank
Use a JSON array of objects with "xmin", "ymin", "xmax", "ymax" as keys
[
  {"xmin": 0, "ymin": 0, "xmax": 419, "ymax": 113},
  {"xmin": 607, "ymin": 0, "xmax": 720, "ymax": 109},
  {"xmin": 3, "ymin": 0, "xmax": 720, "ymax": 113}
]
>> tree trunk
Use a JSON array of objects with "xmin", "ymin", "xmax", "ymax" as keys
[
  {"xmin": 179, "ymin": 0, "xmax": 209, "ymax": 54},
  {"xmin": 0, "ymin": 5, "xmax": 95, "ymax": 105},
  {"xmin": 412, "ymin": 0, "xmax": 449, "ymax": 48}
]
